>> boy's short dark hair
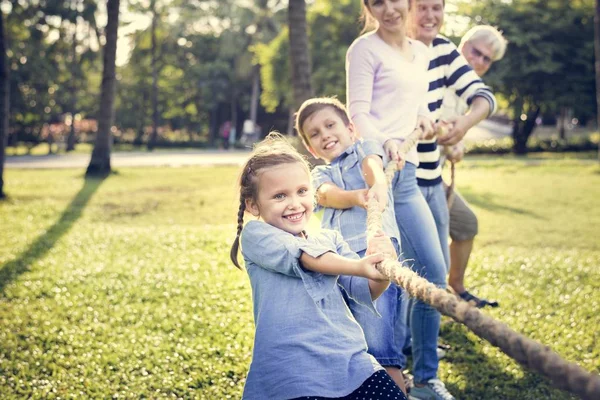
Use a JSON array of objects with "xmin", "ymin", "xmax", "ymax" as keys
[{"xmin": 295, "ymin": 97, "xmax": 351, "ymax": 148}]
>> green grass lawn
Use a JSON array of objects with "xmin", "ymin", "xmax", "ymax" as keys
[{"xmin": 1, "ymin": 158, "xmax": 599, "ymax": 399}]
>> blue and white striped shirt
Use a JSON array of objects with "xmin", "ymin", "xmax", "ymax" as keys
[
  {"xmin": 312, "ymin": 139, "xmax": 401, "ymax": 254},
  {"xmin": 417, "ymin": 35, "xmax": 497, "ymax": 186}
]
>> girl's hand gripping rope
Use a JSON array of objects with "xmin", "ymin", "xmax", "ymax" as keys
[
  {"xmin": 357, "ymin": 253, "xmax": 389, "ymax": 282},
  {"xmin": 366, "ymin": 230, "xmax": 397, "ymax": 259}
]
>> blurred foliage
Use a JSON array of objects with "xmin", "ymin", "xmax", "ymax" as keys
[
  {"xmin": 2, "ymin": 0, "xmax": 597, "ymax": 153},
  {"xmin": 455, "ymin": 0, "xmax": 596, "ymax": 152}
]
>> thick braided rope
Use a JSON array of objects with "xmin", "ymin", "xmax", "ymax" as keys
[{"xmin": 370, "ymin": 135, "xmax": 600, "ymax": 400}]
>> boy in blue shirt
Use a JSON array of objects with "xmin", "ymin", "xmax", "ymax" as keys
[{"xmin": 296, "ymin": 97, "xmax": 409, "ymax": 394}]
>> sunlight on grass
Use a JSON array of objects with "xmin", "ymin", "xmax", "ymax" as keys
[{"xmin": 0, "ymin": 159, "xmax": 598, "ymax": 398}]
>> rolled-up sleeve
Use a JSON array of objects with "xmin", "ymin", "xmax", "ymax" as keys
[
  {"xmin": 312, "ymin": 166, "xmax": 334, "ymax": 212},
  {"xmin": 312, "ymin": 166, "xmax": 333, "ymax": 191},
  {"xmin": 241, "ymin": 221, "xmax": 304, "ymax": 277},
  {"xmin": 242, "ymin": 221, "xmax": 340, "ymax": 301},
  {"xmin": 360, "ymin": 139, "xmax": 385, "ymax": 160}
]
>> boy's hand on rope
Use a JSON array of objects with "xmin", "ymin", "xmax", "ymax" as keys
[
  {"xmin": 366, "ymin": 230, "xmax": 397, "ymax": 259},
  {"xmin": 367, "ymin": 183, "xmax": 388, "ymax": 211},
  {"xmin": 357, "ymin": 253, "xmax": 389, "ymax": 282},
  {"xmin": 353, "ymin": 189, "xmax": 369, "ymax": 209}
]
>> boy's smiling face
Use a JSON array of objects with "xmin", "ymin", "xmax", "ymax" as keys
[{"xmin": 302, "ymin": 107, "xmax": 357, "ymax": 163}]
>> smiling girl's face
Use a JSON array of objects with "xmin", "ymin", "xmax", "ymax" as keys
[{"xmin": 246, "ymin": 162, "xmax": 313, "ymax": 236}]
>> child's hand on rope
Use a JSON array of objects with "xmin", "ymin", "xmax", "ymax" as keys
[
  {"xmin": 353, "ymin": 189, "xmax": 369, "ymax": 209},
  {"xmin": 357, "ymin": 253, "xmax": 389, "ymax": 282},
  {"xmin": 367, "ymin": 230, "xmax": 397, "ymax": 259},
  {"xmin": 367, "ymin": 182, "xmax": 388, "ymax": 211}
]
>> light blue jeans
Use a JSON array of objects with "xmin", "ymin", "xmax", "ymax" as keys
[
  {"xmin": 349, "ymin": 242, "xmax": 408, "ymax": 369},
  {"xmin": 392, "ymin": 163, "xmax": 448, "ymax": 384},
  {"xmin": 419, "ymin": 182, "xmax": 450, "ymax": 271}
]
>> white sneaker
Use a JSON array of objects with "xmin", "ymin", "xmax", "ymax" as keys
[
  {"xmin": 408, "ymin": 378, "xmax": 456, "ymax": 400},
  {"xmin": 436, "ymin": 347, "xmax": 446, "ymax": 360}
]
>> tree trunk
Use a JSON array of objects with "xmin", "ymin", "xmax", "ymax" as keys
[
  {"xmin": 134, "ymin": 89, "xmax": 147, "ymax": 146},
  {"xmin": 287, "ymin": 106, "xmax": 295, "ymax": 136},
  {"xmin": 0, "ymin": 9, "xmax": 9, "ymax": 199},
  {"xmin": 249, "ymin": 65, "xmax": 260, "ymax": 126},
  {"xmin": 231, "ymin": 88, "xmax": 238, "ymax": 144},
  {"xmin": 288, "ymin": 0, "xmax": 320, "ymax": 163},
  {"xmin": 288, "ymin": 0, "xmax": 313, "ymax": 110},
  {"xmin": 209, "ymin": 105, "xmax": 218, "ymax": 147},
  {"xmin": 595, "ymin": 0, "xmax": 600, "ymax": 162},
  {"xmin": 148, "ymin": 0, "xmax": 159, "ymax": 151},
  {"xmin": 512, "ymin": 104, "xmax": 540, "ymax": 155},
  {"xmin": 66, "ymin": 2, "xmax": 80, "ymax": 152},
  {"xmin": 86, "ymin": 0, "xmax": 119, "ymax": 177},
  {"xmin": 558, "ymin": 107, "xmax": 566, "ymax": 140}
]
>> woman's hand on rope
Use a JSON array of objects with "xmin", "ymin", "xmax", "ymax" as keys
[
  {"xmin": 367, "ymin": 182, "xmax": 388, "ymax": 211},
  {"xmin": 417, "ymin": 115, "xmax": 435, "ymax": 139},
  {"xmin": 383, "ymin": 139, "xmax": 406, "ymax": 170},
  {"xmin": 366, "ymin": 230, "xmax": 397, "ymax": 259}
]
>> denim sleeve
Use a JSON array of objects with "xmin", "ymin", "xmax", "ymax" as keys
[
  {"xmin": 312, "ymin": 166, "xmax": 334, "ymax": 213},
  {"xmin": 360, "ymin": 139, "xmax": 385, "ymax": 160},
  {"xmin": 242, "ymin": 221, "xmax": 340, "ymax": 301},
  {"xmin": 359, "ymin": 139, "xmax": 391, "ymax": 168},
  {"xmin": 242, "ymin": 221, "xmax": 333, "ymax": 277},
  {"xmin": 331, "ymin": 231, "xmax": 380, "ymax": 316}
]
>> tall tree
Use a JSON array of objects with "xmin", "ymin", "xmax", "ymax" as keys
[
  {"xmin": 288, "ymin": 0, "xmax": 313, "ymax": 110},
  {"xmin": 147, "ymin": 0, "xmax": 160, "ymax": 150},
  {"xmin": 0, "ymin": 9, "xmax": 9, "ymax": 199},
  {"xmin": 595, "ymin": 0, "xmax": 600, "ymax": 161},
  {"xmin": 86, "ymin": 0, "xmax": 119, "ymax": 177}
]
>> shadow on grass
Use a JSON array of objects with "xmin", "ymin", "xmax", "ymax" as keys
[
  {"xmin": 440, "ymin": 321, "xmax": 574, "ymax": 400},
  {"xmin": 458, "ymin": 188, "xmax": 545, "ymax": 220},
  {"xmin": 0, "ymin": 175, "xmax": 106, "ymax": 294}
]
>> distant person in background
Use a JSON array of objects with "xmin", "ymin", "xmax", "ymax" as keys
[
  {"xmin": 440, "ymin": 25, "xmax": 507, "ymax": 308},
  {"xmin": 229, "ymin": 124, "xmax": 237, "ymax": 149},
  {"xmin": 221, "ymin": 121, "xmax": 232, "ymax": 150},
  {"xmin": 241, "ymin": 119, "xmax": 257, "ymax": 146}
]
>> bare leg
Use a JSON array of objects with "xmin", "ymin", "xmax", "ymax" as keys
[
  {"xmin": 448, "ymin": 238, "xmax": 474, "ymax": 294},
  {"xmin": 385, "ymin": 366, "xmax": 407, "ymax": 395}
]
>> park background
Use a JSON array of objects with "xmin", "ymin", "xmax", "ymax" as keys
[{"xmin": 1, "ymin": 0, "xmax": 599, "ymax": 398}]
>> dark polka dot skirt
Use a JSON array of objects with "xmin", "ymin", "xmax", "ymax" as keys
[{"xmin": 290, "ymin": 370, "xmax": 407, "ymax": 400}]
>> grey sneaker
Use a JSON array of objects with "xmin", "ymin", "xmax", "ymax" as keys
[{"xmin": 408, "ymin": 378, "xmax": 456, "ymax": 400}]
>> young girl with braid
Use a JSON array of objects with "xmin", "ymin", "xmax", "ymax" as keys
[{"xmin": 230, "ymin": 133, "xmax": 408, "ymax": 400}]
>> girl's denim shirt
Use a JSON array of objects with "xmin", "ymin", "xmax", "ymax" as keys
[{"xmin": 240, "ymin": 220, "xmax": 383, "ymax": 399}]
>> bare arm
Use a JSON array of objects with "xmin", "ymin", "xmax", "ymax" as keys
[
  {"xmin": 316, "ymin": 183, "xmax": 368, "ymax": 210},
  {"xmin": 300, "ymin": 251, "xmax": 389, "ymax": 299},
  {"xmin": 361, "ymin": 154, "xmax": 388, "ymax": 211}
]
